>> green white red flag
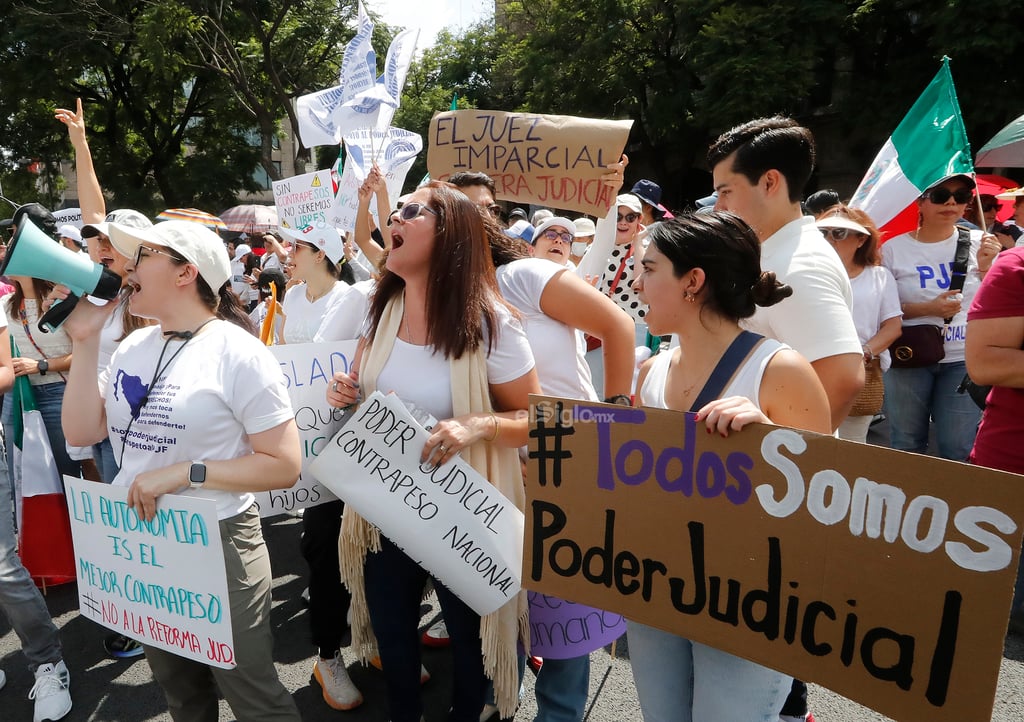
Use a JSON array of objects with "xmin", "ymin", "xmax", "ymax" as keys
[{"xmin": 850, "ymin": 57, "xmax": 973, "ymax": 239}]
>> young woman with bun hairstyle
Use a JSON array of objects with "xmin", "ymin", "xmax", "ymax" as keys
[{"xmin": 628, "ymin": 212, "xmax": 832, "ymax": 722}]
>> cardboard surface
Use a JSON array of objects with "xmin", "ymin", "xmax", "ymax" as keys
[
  {"xmin": 524, "ymin": 397, "xmax": 1024, "ymax": 722},
  {"xmin": 427, "ymin": 111, "xmax": 632, "ymax": 216},
  {"xmin": 65, "ymin": 477, "xmax": 235, "ymax": 668},
  {"xmin": 311, "ymin": 391, "xmax": 524, "ymax": 615}
]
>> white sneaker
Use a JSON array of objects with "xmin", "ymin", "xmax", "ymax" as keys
[
  {"xmin": 313, "ymin": 652, "xmax": 363, "ymax": 711},
  {"xmin": 29, "ymin": 660, "xmax": 71, "ymax": 722}
]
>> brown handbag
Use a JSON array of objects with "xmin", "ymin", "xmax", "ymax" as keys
[
  {"xmin": 888, "ymin": 324, "xmax": 945, "ymax": 368},
  {"xmin": 850, "ymin": 357, "xmax": 884, "ymax": 416}
]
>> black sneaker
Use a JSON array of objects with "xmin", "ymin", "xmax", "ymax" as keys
[{"xmin": 104, "ymin": 634, "xmax": 145, "ymax": 659}]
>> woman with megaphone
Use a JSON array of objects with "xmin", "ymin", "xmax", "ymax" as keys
[{"xmin": 61, "ymin": 219, "xmax": 303, "ymax": 722}]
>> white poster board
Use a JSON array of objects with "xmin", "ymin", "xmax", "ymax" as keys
[
  {"xmin": 65, "ymin": 476, "xmax": 235, "ymax": 668},
  {"xmin": 310, "ymin": 391, "xmax": 524, "ymax": 615},
  {"xmin": 273, "ymin": 169, "xmax": 341, "ymax": 232},
  {"xmin": 254, "ymin": 341, "xmax": 358, "ymax": 517}
]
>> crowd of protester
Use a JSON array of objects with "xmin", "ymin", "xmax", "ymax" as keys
[{"xmin": 0, "ymin": 100, "xmax": 1020, "ymax": 722}]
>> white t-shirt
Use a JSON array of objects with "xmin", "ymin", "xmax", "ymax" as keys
[
  {"xmin": 230, "ymin": 260, "xmax": 257, "ymax": 304},
  {"xmin": 282, "ymin": 281, "xmax": 351, "ymax": 343},
  {"xmin": 374, "ymin": 304, "xmax": 535, "ymax": 422},
  {"xmin": 849, "ymin": 265, "xmax": 902, "ymax": 372},
  {"xmin": 314, "ymin": 279, "xmax": 374, "ymax": 343},
  {"xmin": 102, "ymin": 321, "xmax": 293, "ymax": 520},
  {"xmin": 881, "ymin": 228, "xmax": 982, "ymax": 363},
  {"xmin": 3, "ymin": 296, "xmax": 72, "ymax": 386},
  {"xmin": 496, "ymin": 258, "xmax": 597, "ymax": 401},
  {"xmin": 97, "ymin": 301, "xmax": 127, "ymax": 383},
  {"xmin": 743, "ymin": 217, "xmax": 860, "ymax": 362},
  {"xmin": 261, "ymin": 252, "xmax": 282, "ymax": 272}
]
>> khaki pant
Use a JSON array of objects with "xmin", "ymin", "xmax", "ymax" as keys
[{"xmin": 144, "ymin": 506, "xmax": 299, "ymax": 722}]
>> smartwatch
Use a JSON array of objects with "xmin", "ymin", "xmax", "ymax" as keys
[
  {"xmin": 188, "ymin": 460, "xmax": 207, "ymax": 488},
  {"xmin": 37, "ymin": 359, "xmax": 49, "ymax": 375}
]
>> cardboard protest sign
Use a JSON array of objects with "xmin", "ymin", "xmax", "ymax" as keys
[
  {"xmin": 524, "ymin": 397, "xmax": 1024, "ymax": 722},
  {"xmin": 253, "ymin": 341, "xmax": 358, "ymax": 517},
  {"xmin": 333, "ymin": 127, "xmax": 423, "ymax": 231},
  {"xmin": 428, "ymin": 111, "xmax": 632, "ymax": 216},
  {"xmin": 527, "ymin": 592, "xmax": 626, "ymax": 659},
  {"xmin": 65, "ymin": 477, "xmax": 235, "ymax": 668},
  {"xmin": 310, "ymin": 391, "xmax": 524, "ymax": 615},
  {"xmin": 273, "ymin": 170, "xmax": 341, "ymax": 233}
]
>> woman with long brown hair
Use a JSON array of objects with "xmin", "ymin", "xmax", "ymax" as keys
[{"xmin": 327, "ymin": 181, "xmax": 540, "ymax": 722}]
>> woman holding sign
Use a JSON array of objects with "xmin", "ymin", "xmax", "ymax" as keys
[
  {"xmin": 629, "ymin": 213, "xmax": 831, "ymax": 721},
  {"xmin": 327, "ymin": 181, "xmax": 540, "ymax": 722},
  {"xmin": 62, "ymin": 221, "xmax": 302, "ymax": 722}
]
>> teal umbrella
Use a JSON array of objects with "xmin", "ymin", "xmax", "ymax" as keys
[{"xmin": 976, "ymin": 113, "xmax": 1024, "ymax": 167}]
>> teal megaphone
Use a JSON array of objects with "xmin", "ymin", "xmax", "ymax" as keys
[{"xmin": 1, "ymin": 217, "xmax": 122, "ymax": 332}]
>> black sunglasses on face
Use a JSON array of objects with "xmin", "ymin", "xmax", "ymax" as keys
[
  {"xmin": 925, "ymin": 187, "xmax": 973, "ymax": 204},
  {"xmin": 617, "ymin": 212, "xmax": 640, "ymax": 223},
  {"xmin": 982, "ymin": 203, "xmax": 1000, "ymax": 212}
]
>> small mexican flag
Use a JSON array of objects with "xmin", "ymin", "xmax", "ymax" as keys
[{"xmin": 850, "ymin": 57, "xmax": 973, "ymax": 239}]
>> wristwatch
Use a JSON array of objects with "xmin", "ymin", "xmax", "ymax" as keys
[
  {"xmin": 37, "ymin": 359, "xmax": 49, "ymax": 375},
  {"xmin": 188, "ymin": 460, "xmax": 207, "ymax": 488}
]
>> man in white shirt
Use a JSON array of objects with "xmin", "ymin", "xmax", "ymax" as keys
[
  {"xmin": 707, "ymin": 115, "xmax": 864, "ymax": 722},
  {"xmin": 708, "ymin": 116, "xmax": 864, "ymax": 431}
]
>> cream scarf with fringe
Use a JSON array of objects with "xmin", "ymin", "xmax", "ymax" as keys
[{"xmin": 337, "ymin": 291, "xmax": 528, "ymax": 717}]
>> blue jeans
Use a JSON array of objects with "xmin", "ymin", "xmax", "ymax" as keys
[
  {"xmin": 2, "ymin": 381, "xmax": 81, "ymax": 483},
  {"xmin": 0, "ymin": 441, "xmax": 64, "ymax": 672},
  {"xmin": 364, "ymin": 536, "xmax": 487, "ymax": 722},
  {"xmin": 627, "ymin": 620, "xmax": 791, "ymax": 722},
  {"xmin": 883, "ymin": 360, "xmax": 981, "ymax": 461},
  {"xmin": 535, "ymin": 655, "xmax": 590, "ymax": 722},
  {"xmin": 92, "ymin": 437, "xmax": 119, "ymax": 484}
]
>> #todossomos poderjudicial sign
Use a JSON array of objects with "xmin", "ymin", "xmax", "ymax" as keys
[{"xmin": 523, "ymin": 397, "xmax": 1024, "ymax": 722}]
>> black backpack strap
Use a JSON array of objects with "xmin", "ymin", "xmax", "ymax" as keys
[
  {"xmin": 689, "ymin": 330, "xmax": 766, "ymax": 413},
  {"xmin": 946, "ymin": 227, "xmax": 972, "ymax": 323}
]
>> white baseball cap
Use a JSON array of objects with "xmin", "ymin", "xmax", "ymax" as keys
[
  {"xmin": 279, "ymin": 224, "xmax": 345, "ymax": 264},
  {"xmin": 109, "ymin": 220, "xmax": 231, "ymax": 291}
]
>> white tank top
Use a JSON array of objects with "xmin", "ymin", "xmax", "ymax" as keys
[{"xmin": 640, "ymin": 336, "xmax": 788, "ymax": 411}]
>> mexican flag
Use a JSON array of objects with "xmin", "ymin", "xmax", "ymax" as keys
[
  {"xmin": 9, "ymin": 343, "xmax": 76, "ymax": 586},
  {"xmin": 850, "ymin": 57, "xmax": 973, "ymax": 239}
]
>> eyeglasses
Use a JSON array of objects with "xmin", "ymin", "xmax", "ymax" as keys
[
  {"xmin": 925, "ymin": 187, "xmax": 973, "ymax": 204},
  {"xmin": 133, "ymin": 244, "xmax": 180, "ymax": 266},
  {"xmin": 820, "ymin": 228, "xmax": 856, "ymax": 242},
  {"xmin": 617, "ymin": 212, "xmax": 640, "ymax": 223},
  {"xmin": 293, "ymin": 241, "xmax": 320, "ymax": 253},
  {"xmin": 540, "ymin": 229, "xmax": 573, "ymax": 244},
  {"xmin": 391, "ymin": 202, "xmax": 437, "ymax": 225}
]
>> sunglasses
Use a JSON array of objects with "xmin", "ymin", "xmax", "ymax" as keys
[
  {"xmin": 617, "ymin": 212, "xmax": 640, "ymax": 223},
  {"xmin": 982, "ymin": 203, "xmax": 1000, "ymax": 212},
  {"xmin": 133, "ymin": 244, "xmax": 180, "ymax": 266},
  {"xmin": 925, "ymin": 187, "xmax": 973, "ymax": 204},
  {"xmin": 540, "ymin": 229, "xmax": 573, "ymax": 244},
  {"xmin": 388, "ymin": 202, "xmax": 437, "ymax": 226},
  {"xmin": 820, "ymin": 228, "xmax": 857, "ymax": 242}
]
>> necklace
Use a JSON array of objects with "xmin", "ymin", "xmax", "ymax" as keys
[{"xmin": 305, "ymin": 281, "xmax": 334, "ymax": 304}]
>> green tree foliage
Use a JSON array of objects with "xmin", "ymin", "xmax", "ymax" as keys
[{"xmin": 0, "ymin": 0, "xmax": 374, "ymax": 213}]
